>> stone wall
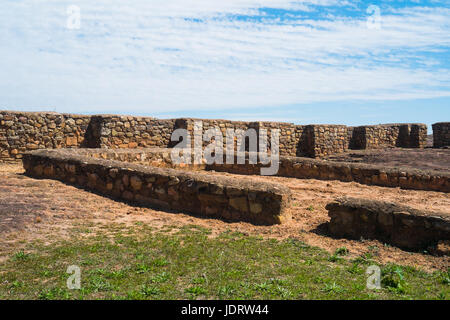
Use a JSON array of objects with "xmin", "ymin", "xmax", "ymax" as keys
[
  {"xmin": 22, "ymin": 149, "xmax": 292, "ymax": 225},
  {"xmin": 94, "ymin": 115, "xmax": 177, "ymax": 149},
  {"xmin": 209, "ymin": 152, "xmax": 450, "ymax": 193},
  {"xmin": 302, "ymin": 125, "xmax": 348, "ymax": 158},
  {"xmin": 255, "ymin": 122, "xmax": 303, "ymax": 157},
  {"xmin": 349, "ymin": 124, "xmax": 427, "ymax": 149},
  {"xmin": 49, "ymin": 147, "xmax": 449, "ymax": 193},
  {"xmin": 409, "ymin": 124, "xmax": 428, "ymax": 148},
  {"xmin": 93, "ymin": 118, "xmax": 359, "ymax": 157},
  {"xmin": 0, "ymin": 110, "xmax": 433, "ymax": 162},
  {"xmin": 76, "ymin": 147, "xmax": 206, "ymax": 171},
  {"xmin": 326, "ymin": 197, "xmax": 450, "ymax": 250},
  {"xmin": 177, "ymin": 120, "xmax": 346, "ymax": 158},
  {"xmin": 432, "ymin": 122, "xmax": 450, "ymax": 148},
  {"xmin": 178, "ymin": 118, "xmax": 253, "ymax": 151},
  {"xmin": 0, "ymin": 111, "xmax": 92, "ymax": 162}
]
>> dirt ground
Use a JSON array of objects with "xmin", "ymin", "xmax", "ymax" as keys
[
  {"xmin": 325, "ymin": 147, "xmax": 450, "ymax": 172},
  {"xmin": 0, "ymin": 163, "xmax": 448, "ymax": 272}
]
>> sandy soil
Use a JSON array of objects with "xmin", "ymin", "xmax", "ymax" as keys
[
  {"xmin": 325, "ymin": 148, "xmax": 450, "ymax": 172},
  {"xmin": 0, "ymin": 163, "xmax": 448, "ymax": 271}
]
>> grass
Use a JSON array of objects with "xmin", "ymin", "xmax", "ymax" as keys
[{"xmin": 0, "ymin": 224, "xmax": 448, "ymax": 300}]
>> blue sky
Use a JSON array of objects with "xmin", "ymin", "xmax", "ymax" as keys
[{"xmin": 0, "ymin": 0, "xmax": 449, "ymax": 129}]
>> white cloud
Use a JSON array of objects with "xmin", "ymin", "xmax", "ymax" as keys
[{"xmin": 0, "ymin": 1, "xmax": 449, "ymax": 113}]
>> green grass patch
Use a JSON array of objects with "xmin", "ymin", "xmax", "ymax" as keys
[{"xmin": 0, "ymin": 224, "xmax": 448, "ymax": 300}]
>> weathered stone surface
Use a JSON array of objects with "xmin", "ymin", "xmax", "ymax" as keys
[
  {"xmin": 348, "ymin": 124, "xmax": 427, "ymax": 150},
  {"xmin": 0, "ymin": 111, "xmax": 92, "ymax": 162},
  {"xmin": 326, "ymin": 197, "xmax": 450, "ymax": 250},
  {"xmin": 22, "ymin": 149, "xmax": 292, "ymax": 225},
  {"xmin": 249, "ymin": 202, "xmax": 263, "ymax": 214},
  {"xmin": 45, "ymin": 146, "xmax": 449, "ymax": 193},
  {"xmin": 229, "ymin": 197, "xmax": 248, "ymax": 212},
  {"xmin": 0, "ymin": 110, "xmax": 432, "ymax": 163},
  {"xmin": 130, "ymin": 175, "xmax": 142, "ymax": 191},
  {"xmin": 209, "ymin": 151, "xmax": 449, "ymax": 193},
  {"xmin": 432, "ymin": 122, "xmax": 450, "ymax": 148},
  {"xmin": 66, "ymin": 136, "xmax": 78, "ymax": 146}
]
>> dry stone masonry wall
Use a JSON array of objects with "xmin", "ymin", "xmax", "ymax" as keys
[
  {"xmin": 21, "ymin": 146, "xmax": 449, "ymax": 240},
  {"xmin": 209, "ymin": 153, "xmax": 450, "ymax": 193},
  {"xmin": 22, "ymin": 149, "xmax": 292, "ymax": 225},
  {"xmin": 0, "ymin": 111, "xmax": 92, "ymax": 162},
  {"xmin": 75, "ymin": 147, "xmax": 207, "ymax": 171},
  {"xmin": 33, "ymin": 147, "xmax": 449, "ymax": 193},
  {"xmin": 303, "ymin": 125, "xmax": 348, "ymax": 158},
  {"xmin": 94, "ymin": 115, "xmax": 177, "ymax": 149},
  {"xmin": 432, "ymin": 122, "xmax": 450, "ymax": 148},
  {"xmin": 0, "ymin": 110, "xmax": 434, "ymax": 163},
  {"xmin": 348, "ymin": 124, "xmax": 427, "ymax": 150},
  {"xmin": 326, "ymin": 197, "xmax": 450, "ymax": 250},
  {"xmin": 8, "ymin": 110, "xmax": 445, "ymax": 247}
]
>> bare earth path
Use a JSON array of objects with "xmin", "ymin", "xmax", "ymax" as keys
[
  {"xmin": 325, "ymin": 148, "xmax": 450, "ymax": 172},
  {"xmin": 0, "ymin": 163, "xmax": 448, "ymax": 271}
]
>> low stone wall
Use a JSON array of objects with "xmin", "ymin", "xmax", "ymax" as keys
[
  {"xmin": 326, "ymin": 197, "xmax": 450, "ymax": 250},
  {"xmin": 75, "ymin": 147, "xmax": 206, "ymax": 171},
  {"xmin": 432, "ymin": 122, "xmax": 450, "ymax": 148},
  {"xmin": 209, "ymin": 153, "xmax": 449, "ymax": 193},
  {"xmin": 177, "ymin": 118, "xmax": 254, "ymax": 152},
  {"xmin": 180, "ymin": 120, "xmax": 349, "ymax": 158},
  {"xmin": 22, "ymin": 149, "xmax": 292, "ymax": 225},
  {"xmin": 66, "ymin": 147, "xmax": 449, "ymax": 193},
  {"xmin": 55, "ymin": 147, "xmax": 449, "ymax": 193},
  {"xmin": 304, "ymin": 125, "xmax": 348, "ymax": 158}
]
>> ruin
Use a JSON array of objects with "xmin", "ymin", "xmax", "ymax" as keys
[
  {"xmin": 1, "ymin": 110, "xmax": 449, "ymax": 249},
  {"xmin": 432, "ymin": 122, "xmax": 450, "ymax": 148},
  {"xmin": 0, "ymin": 111, "xmax": 433, "ymax": 162}
]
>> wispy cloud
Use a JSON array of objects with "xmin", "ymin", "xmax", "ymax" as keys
[{"xmin": 0, "ymin": 0, "xmax": 449, "ymax": 115}]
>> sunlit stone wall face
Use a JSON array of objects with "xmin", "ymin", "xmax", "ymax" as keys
[
  {"xmin": 0, "ymin": 110, "xmax": 430, "ymax": 162},
  {"xmin": 433, "ymin": 122, "xmax": 450, "ymax": 148}
]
